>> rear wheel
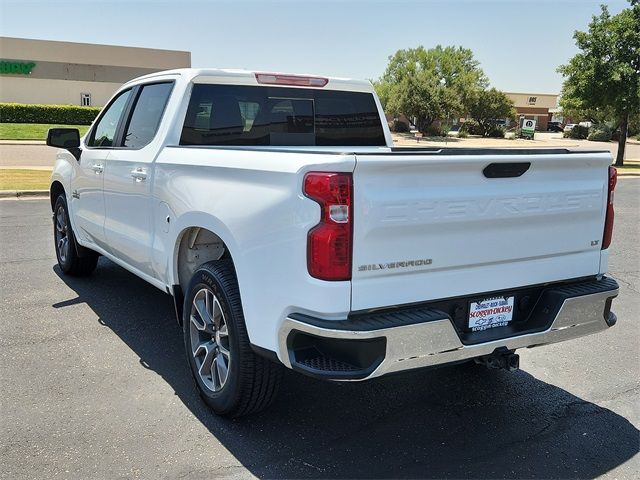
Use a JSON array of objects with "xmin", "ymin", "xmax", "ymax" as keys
[
  {"xmin": 53, "ymin": 195, "xmax": 98, "ymax": 276},
  {"xmin": 183, "ymin": 260, "xmax": 282, "ymax": 417}
]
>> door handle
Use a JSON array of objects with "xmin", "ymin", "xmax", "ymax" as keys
[
  {"xmin": 91, "ymin": 163, "xmax": 104, "ymax": 174},
  {"xmin": 130, "ymin": 168, "xmax": 148, "ymax": 182}
]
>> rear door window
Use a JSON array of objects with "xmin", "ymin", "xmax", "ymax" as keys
[
  {"xmin": 123, "ymin": 82, "xmax": 173, "ymax": 148},
  {"xmin": 180, "ymin": 84, "xmax": 385, "ymax": 146}
]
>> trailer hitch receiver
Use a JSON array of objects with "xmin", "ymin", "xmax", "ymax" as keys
[{"xmin": 475, "ymin": 348, "xmax": 520, "ymax": 371}]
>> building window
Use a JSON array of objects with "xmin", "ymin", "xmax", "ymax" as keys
[{"xmin": 81, "ymin": 93, "xmax": 92, "ymax": 106}]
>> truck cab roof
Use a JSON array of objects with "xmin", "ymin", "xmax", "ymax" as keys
[{"xmin": 123, "ymin": 67, "xmax": 375, "ymax": 93}]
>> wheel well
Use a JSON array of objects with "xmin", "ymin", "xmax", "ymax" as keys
[
  {"xmin": 50, "ymin": 181, "xmax": 65, "ymax": 210},
  {"xmin": 175, "ymin": 227, "xmax": 230, "ymax": 296}
]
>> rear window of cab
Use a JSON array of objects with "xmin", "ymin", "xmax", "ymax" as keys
[{"xmin": 180, "ymin": 84, "xmax": 385, "ymax": 147}]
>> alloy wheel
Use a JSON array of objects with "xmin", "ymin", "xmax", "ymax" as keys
[
  {"xmin": 189, "ymin": 287, "xmax": 231, "ymax": 392},
  {"xmin": 55, "ymin": 205, "xmax": 69, "ymax": 263}
]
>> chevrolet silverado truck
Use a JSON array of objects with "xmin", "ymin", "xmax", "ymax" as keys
[{"xmin": 47, "ymin": 68, "xmax": 619, "ymax": 417}]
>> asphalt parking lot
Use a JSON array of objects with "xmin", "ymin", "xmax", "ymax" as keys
[{"xmin": 1, "ymin": 180, "xmax": 638, "ymax": 479}]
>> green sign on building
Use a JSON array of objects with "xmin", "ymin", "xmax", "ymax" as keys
[{"xmin": 0, "ymin": 60, "xmax": 36, "ymax": 75}]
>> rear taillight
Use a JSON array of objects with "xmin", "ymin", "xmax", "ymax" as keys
[
  {"xmin": 304, "ymin": 172, "xmax": 353, "ymax": 281},
  {"xmin": 602, "ymin": 165, "xmax": 617, "ymax": 249}
]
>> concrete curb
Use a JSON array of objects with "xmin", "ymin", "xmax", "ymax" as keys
[
  {"xmin": 0, "ymin": 140, "xmax": 46, "ymax": 145},
  {"xmin": 0, "ymin": 190, "xmax": 49, "ymax": 198}
]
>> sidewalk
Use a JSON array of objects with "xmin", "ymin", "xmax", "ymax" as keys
[
  {"xmin": 0, "ymin": 143, "xmax": 53, "ymax": 168},
  {"xmin": 0, "ymin": 140, "xmax": 46, "ymax": 145}
]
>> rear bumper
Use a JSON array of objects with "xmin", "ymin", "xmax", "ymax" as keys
[{"xmin": 279, "ymin": 277, "xmax": 619, "ymax": 380}]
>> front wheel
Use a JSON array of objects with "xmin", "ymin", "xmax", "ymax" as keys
[
  {"xmin": 53, "ymin": 195, "xmax": 98, "ymax": 276},
  {"xmin": 183, "ymin": 260, "xmax": 282, "ymax": 417}
]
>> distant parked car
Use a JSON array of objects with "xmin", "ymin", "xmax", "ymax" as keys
[
  {"xmin": 564, "ymin": 124, "xmax": 577, "ymax": 132},
  {"xmin": 547, "ymin": 121, "xmax": 564, "ymax": 132}
]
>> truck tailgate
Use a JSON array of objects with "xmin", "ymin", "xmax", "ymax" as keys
[{"xmin": 351, "ymin": 151, "xmax": 611, "ymax": 311}]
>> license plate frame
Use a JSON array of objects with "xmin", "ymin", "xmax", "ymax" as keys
[{"xmin": 468, "ymin": 296, "xmax": 515, "ymax": 332}]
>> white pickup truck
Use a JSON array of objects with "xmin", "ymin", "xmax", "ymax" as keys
[{"xmin": 47, "ymin": 68, "xmax": 619, "ymax": 417}]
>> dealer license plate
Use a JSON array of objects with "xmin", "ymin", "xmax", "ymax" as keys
[{"xmin": 468, "ymin": 296, "xmax": 515, "ymax": 331}]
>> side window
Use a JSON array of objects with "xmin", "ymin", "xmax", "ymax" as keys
[
  {"xmin": 123, "ymin": 82, "xmax": 173, "ymax": 148},
  {"xmin": 87, "ymin": 89, "xmax": 132, "ymax": 147}
]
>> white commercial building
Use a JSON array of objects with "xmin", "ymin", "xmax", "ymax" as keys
[{"xmin": 0, "ymin": 37, "xmax": 191, "ymax": 107}]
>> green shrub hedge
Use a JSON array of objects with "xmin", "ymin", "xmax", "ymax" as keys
[
  {"xmin": 388, "ymin": 119, "xmax": 409, "ymax": 133},
  {"xmin": 424, "ymin": 123, "xmax": 445, "ymax": 137},
  {"xmin": 460, "ymin": 120, "xmax": 480, "ymax": 135},
  {"xmin": 587, "ymin": 124, "xmax": 613, "ymax": 142},
  {"xmin": 563, "ymin": 125, "xmax": 589, "ymax": 139},
  {"xmin": 460, "ymin": 120, "xmax": 505, "ymax": 138},
  {"xmin": 486, "ymin": 125, "xmax": 506, "ymax": 138},
  {"xmin": 0, "ymin": 103, "xmax": 101, "ymax": 125}
]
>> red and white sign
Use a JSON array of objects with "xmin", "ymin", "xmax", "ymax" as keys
[{"xmin": 468, "ymin": 296, "xmax": 515, "ymax": 331}]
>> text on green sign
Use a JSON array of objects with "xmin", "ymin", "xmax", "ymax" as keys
[{"xmin": 0, "ymin": 61, "xmax": 36, "ymax": 75}]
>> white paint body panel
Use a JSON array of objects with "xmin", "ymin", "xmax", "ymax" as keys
[
  {"xmin": 103, "ymin": 148, "xmax": 155, "ymax": 276},
  {"xmin": 153, "ymin": 147, "xmax": 355, "ymax": 351},
  {"xmin": 350, "ymin": 152, "xmax": 612, "ymax": 311},
  {"xmin": 49, "ymin": 67, "xmax": 613, "ymax": 360},
  {"xmin": 71, "ymin": 148, "xmax": 108, "ymax": 248}
]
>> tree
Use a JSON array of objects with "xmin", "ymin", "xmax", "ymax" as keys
[
  {"xmin": 467, "ymin": 88, "xmax": 517, "ymax": 137},
  {"xmin": 374, "ymin": 46, "xmax": 487, "ymax": 133},
  {"xmin": 558, "ymin": 2, "xmax": 640, "ymax": 166}
]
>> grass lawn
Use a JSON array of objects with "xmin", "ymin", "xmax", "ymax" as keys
[
  {"xmin": 0, "ymin": 169, "xmax": 50, "ymax": 190},
  {"xmin": 616, "ymin": 159, "xmax": 640, "ymax": 175},
  {"xmin": 0, "ymin": 123, "xmax": 90, "ymax": 141}
]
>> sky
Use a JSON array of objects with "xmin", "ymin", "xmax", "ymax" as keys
[{"xmin": 0, "ymin": 0, "xmax": 631, "ymax": 94}]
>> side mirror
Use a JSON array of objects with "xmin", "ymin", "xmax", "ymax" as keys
[
  {"xmin": 46, "ymin": 128, "xmax": 80, "ymax": 148},
  {"xmin": 46, "ymin": 128, "xmax": 82, "ymax": 161}
]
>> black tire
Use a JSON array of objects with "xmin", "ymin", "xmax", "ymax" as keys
[
  {"xmin": 183, "ymin": 260, "xmax": 282, "ymax": 417},
  {"xmin": 53, "ymin": 194, "xmax": 99, "ymax": 277}
]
